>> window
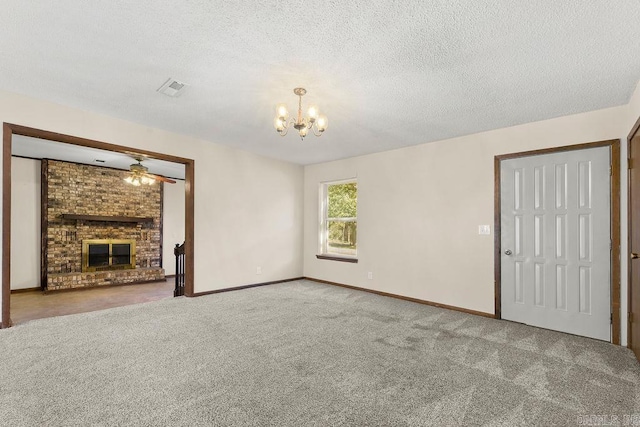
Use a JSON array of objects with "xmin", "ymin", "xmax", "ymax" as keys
[{"xmin": 320, "ymin": 180, "xmax": 357, "ymax": 259}]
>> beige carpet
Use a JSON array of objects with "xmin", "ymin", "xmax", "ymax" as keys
[{"xmin": 1, "ymin": 279, "xmax": 638, "ymax": 426}]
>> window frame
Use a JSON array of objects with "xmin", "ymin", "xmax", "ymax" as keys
[{"xmin": 317, "ymin": 178, "xmax": 358, "ymax": 263}]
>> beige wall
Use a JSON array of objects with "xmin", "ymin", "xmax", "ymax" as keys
[
  {"xmin": 163, "ymin": 180, "xmax": 185, "ymax": 276},
  {"xmin": 626, "ymin": 82, "xmax": 640, "ymax": 132},
  {"xmin": 304, "ymin": 105, "xmax": 630, "ymax": 341},
  {"xmin": 10, "ymin": 157, "xmax": 40, "ymax": 290},
  {"xmin": 0, "ymin": 90, "xmax": 304, "ymax": 309}
]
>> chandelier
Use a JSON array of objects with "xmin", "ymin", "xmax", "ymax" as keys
[{"xmin": 274, "ymin": 88, "xmax": 328, "ymax": 140}]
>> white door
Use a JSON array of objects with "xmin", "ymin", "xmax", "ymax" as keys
[{"xmin": 500, "ymin": 146, "xmax": 611, "ymax": 341}]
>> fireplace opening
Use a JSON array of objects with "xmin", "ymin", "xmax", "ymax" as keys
[
  {"xmin": 112, "ymin": 244, "xmax": 132, "ymax": 265},
  {"xmin": 82, "ymin": 239, "xmax": 136, "ymax": 272},
  {"xmin": 88, "ymin": 244, "xmax": 109, "ymax": 267}
]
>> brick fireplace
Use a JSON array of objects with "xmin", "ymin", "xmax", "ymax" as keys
[{"xmin": 43, "ymin": 159, "xmax": 165, "ymax": 290}]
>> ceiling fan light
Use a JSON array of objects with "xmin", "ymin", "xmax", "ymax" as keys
[{"xmin": 124, "ymin": 176, "xmax": 133, "ymax": 184}]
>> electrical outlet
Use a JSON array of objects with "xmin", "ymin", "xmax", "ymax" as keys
[
  {"xmin": 256, "ymin": 266, "xmax": 262, "ymax": 274},
  {"xmin": 367, "ymin": 272, "xmax": 373, "ymax": 280},
  {"xmin": 478, "ymin": 225, "xmax": 491, "ymax": 235}
]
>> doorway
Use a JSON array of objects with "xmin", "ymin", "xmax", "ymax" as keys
[
  {"xmin": 1, "ymin": 124, "xmax": 195, "ymax": 328},
  {"xmin": 628, "ymin": 118, "xmax": 640, "ymax": 356},
  {"xmin": 495, "ymin": 140, "xmax": 620, "ymax": 343}
]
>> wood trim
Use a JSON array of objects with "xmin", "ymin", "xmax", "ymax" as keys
[
  {"xmin": 2, "ymin": 124, "xmax": 11, "ymax": 328},
  {"xmin": 1, "ymin": 123, "xmax": 195, "ymax": 328},
  {"xmin": 5, "ymin": 124, "xmax": 192, "ymax": 164},
  {"xmin": 629, "ymin": 114, "xmax": 640, "ymax": 144},
  {"xmin": 159, "ymin": 182, "xmax": 164, "ymax": 269},
  {"xmin": 11, "ymin": 287, "xmax": 42, "ymax": 294},
  {"xmin": 494, "ymin": 139, "xmax": 618, "ymax": 161},
  {"xmin": 494, "ymin": 156, "xmax": 502, "ymax": 319},
  {"xmin": 191, "ymin": 277, "xmax": 303, "ymax": 297},
  {"xmin": 612, "ymin": 141, "xmax": 621, "ymax": 345},
  {"xmin": 305, "ymin": 277, "xmax": 496, "ymax": 318},
  {"xmin": 41, "ymin": 159, "xmax": 48, "ymax": 291},
  {"xmin": 629, "ymin": 135, "xmax": 632, "ymax": 348},
  {"xmin": 494, "ymin": 139, "xmax": 621, "ymax": 345},
  {"xmin": 60, "ymin": 214, "xmax": 153, "ymax": 223},
  {"xmin": 628, "ymin": 118, "xmax": 640, "ymax": 348},
  {"xmin": 315, "ymin": 254, "xmax": 358, "ymax": 263},
  {"xmin": 184, "ymin": 159, "xmax": 194, "ymax": 297}
]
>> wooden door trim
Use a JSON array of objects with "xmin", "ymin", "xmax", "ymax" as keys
[
  {"xmin": 627, "ymin": 115, "xmax": 640, "ymax": 348},
  {"xmin": 1, "ymin": 124, "xmax": 196, "ymax": 329},
  {"xmin": 494, "ymin": 139, "xmax": 621, "ymax": 344}
]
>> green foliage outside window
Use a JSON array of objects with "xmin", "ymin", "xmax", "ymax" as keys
[{"xmin": 326, "ymin": 182, "xmax": 357, "ymax": 255}]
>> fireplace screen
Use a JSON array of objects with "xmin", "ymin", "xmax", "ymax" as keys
[{"xmin": 82, "ymin": 239, "xmax": 136, "ymax": 272}]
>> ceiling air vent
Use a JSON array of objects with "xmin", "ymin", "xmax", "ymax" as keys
[{"xmin": 157, "ymin": 78, "xmax": 187, "ymax": 97}]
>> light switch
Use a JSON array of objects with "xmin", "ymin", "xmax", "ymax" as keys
[{"xmin": 478, "ymin": 225, "xmax": 491, "ymax": 235}]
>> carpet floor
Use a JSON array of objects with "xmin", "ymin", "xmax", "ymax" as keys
[{"xmin": 0, "ymin": 279, "xmax": 638, "ymax": 426}]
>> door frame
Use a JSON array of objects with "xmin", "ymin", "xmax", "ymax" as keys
[
  {"xmin": 1, "ymin": 124, "xmax": 196, "ymax": 328},
  {"xmin": 494, "ymin": 139, "xmax": 620, "ymax": 344},
  {"xmin": 627, "ymin": 116, "xmax": 640, "ymax": 347}
]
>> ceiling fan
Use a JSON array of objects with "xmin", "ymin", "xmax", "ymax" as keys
[{"xmin": 124, "ymin": 157, "xmax": 176, "ymax": 186}]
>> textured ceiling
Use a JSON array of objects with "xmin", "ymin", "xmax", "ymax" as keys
[{"xmin": 1, "ymin": 1, "xmax": 639, "ymax": 165}]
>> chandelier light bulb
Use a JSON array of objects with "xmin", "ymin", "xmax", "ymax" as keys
[
  {"xmin": 274, "ymin": 117, "xmax": 285, "ymax": 131},
  {"xmin": 307, "ymin": 104, "xmax": 319, "ymax": 122},
  {"xmin": 276, "ymin": 104, "xmax": 289, "ymax": 120},
  {"xmin": 316, "ymin": 114, "xmax": 328, "ymax": 132}
]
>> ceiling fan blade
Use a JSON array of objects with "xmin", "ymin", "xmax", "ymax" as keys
[{"xmin": 145, "ymin": 173, "xmax": 176, "ymax": 184}]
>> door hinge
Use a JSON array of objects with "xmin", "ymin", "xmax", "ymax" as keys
[
  {"xmin": 629, "ymin": 158, "xmax": 633, "ymax": 170},
  {"xmin": 611, "ymin": 313, "xmax": 614, "ymax": 324},
  {"xmin": 630, "ymin": 312, "xmax": 634, "ymax": 324}
]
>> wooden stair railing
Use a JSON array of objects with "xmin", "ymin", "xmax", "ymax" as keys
[{"xmin": 174, "ymin": 242, "xmax": 185, "ymax": 297}]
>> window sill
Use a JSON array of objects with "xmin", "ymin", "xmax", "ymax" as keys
[{"xmin": 316, "ymin": 255, "xmax": 358, "ymax": 263}]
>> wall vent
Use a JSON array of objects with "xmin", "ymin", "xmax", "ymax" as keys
[{"xmin": 157, "ymin": 78, "xmax": 187, "ymax": 97}]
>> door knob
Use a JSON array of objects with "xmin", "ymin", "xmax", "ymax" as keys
[
  {"xmin": 632, "ymin": 253, "xmax": 639, "ymax": 259},
  {"xmin": 504, "ymin": 250, "xmax": 512, "ymax": 255}
]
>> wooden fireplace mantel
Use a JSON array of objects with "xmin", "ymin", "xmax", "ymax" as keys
[{"xmin": 60, "ymin": 214, "xmax": 154, "ymax": 223}]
